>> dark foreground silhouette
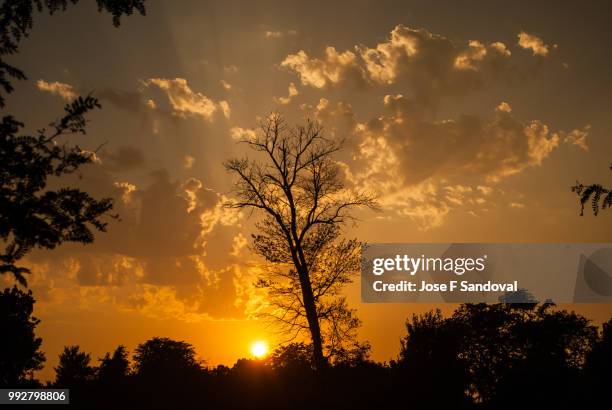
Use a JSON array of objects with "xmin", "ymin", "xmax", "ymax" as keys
[{"xmin": 1, "ymin": 286, "xmax": 610, "ymax": 409}]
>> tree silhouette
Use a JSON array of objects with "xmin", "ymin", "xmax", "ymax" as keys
[
  {"xmin": 267, "ymin": 342, "xmax": 313, "ymax": 371},
  {"xmin": 0, "ymin": 286, "xmax": 45, "ymax": 386},
  {"xmin": 133, "ymin": 337, "xmax": 203, "ymax": 382},
  {"xmin": 0, "ymin": 306, "xmax": 603, "ymax": 409},
  {"xmin": 97, "ymin": 345, "xmax": 130, "ymax": 384},
  {"xmin": 583, "ymin": 318, "xmax": 612, "ymax": 407},
  {"xmin": 225, "ymin": 113, "xmax": 376, "ymax": 370},
  {"xmin": 498, "ymin": 288, "xmax": 539, "ymax": 304},
  {"xmin": 0, "ymin": 1, "xmax": 147, "ymax": 286},
  {"xmin": 488, "ymin": 306, "xmax": 598, "ymax": 409},
  {"xmin": 572, "ymin": 163, "xmax": 612, "ymax": 215},
  {"xmin": 397, "ymin": 303, "xmax": 599, "ymax": 408},
  {"xmin": 0, "ymin": 0, "xmax": 146, "ymax": 107},
  {"xmin": 54, "ymin": 345, "xmax": 95, "ymax": 387},
  {"xmin": 1, "ymin": 97, "xmax": 115, "ymax": 285},
  {"xmin": 396, "ymin": 309, "xmax": 470, "ymax": 408}
]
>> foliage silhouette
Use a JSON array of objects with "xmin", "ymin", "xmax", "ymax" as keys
[
  {"xmin": 0, "ymin": 0, "xmax": 146, "ymax": 107},
  {"xmin": 0, "ymin": 97, "xmax": 114, "ymax": 286},
  {"xmin": 0, "ymin": 1, "xmax": 147, "ymax": 286},
  {"xmin": 498, "ymin": 288, "xmax": 539, "ymax": 304},
  {"xmin": 0, "ymin": 286, "xmax": 44, "ymax": 387},
  {"xmin": 397, "ymin": 303, "xmax": 599, "ymax": 408},
  {"xmin": 225, "ymin": 113, "xmax": 377, "ymax": 370},
  {"xmin": 36, "ymin": 304, "xmax": 609, "ymax": 409},
  {"xmin": 133, "ymin": 337, "xmax": 203, "ymax": 382},
  {"xmin": 572, "ymin": 163, "xmax": 612, "ymax": 215},
  {"xmin": 267, "ymin": 342, "xmax": 313, "ymax": 371},
  {"xmin": 97, "ymin": 345, "xmax": 129, "ymax": 384},
  {"xmin": 395, "ymin": 309, "xmax": 471, "ymax": 408},
  {"xmin": 54, "ymin": 345, "xmax": 95, "ymax": 388},
  {"xmin": 582, "ymin": 318, "xmax": 612, "ymax": 408}
]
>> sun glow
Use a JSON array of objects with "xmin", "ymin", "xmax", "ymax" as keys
[{"xmin": 251, "ymin": 341, "xmax": 268, "ymax": 358}]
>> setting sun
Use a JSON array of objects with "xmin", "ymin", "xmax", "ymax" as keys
[{"xmin": 251, "ymin": 341, "xmax": 269, "ymax": 358}]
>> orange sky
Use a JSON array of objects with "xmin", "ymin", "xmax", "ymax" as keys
[{"xmin": 2, "ymin": 0, "xmax": 611, "ymax": 381}]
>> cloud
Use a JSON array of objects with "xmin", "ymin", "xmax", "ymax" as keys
[
  {"xmin": 490, "ymin": 42, "xmax": 512, "ymax": 57},
  {"xmin": 496, "ymin": 101, "xmax": 512, "ymax": 113},
  {"xmin": 444, "ymin": 185, "xmax": 474, "ymax": 206},
  {"xmin": 313, "ymin": 94, "xmax": 587, "ymax": 228},
  {"xmin": 453, "ymin": 40, "xmax": 488, "ymax": 70},
  {"xmin": 219, "ymin": 100, "xmax": 231, "ymax": 119},
  {"xmin": 282, "ymin": 25, "xmax": 513, "ymax": 107},
  {"xmin": 114, "ymin": 181, "xmax": 137, "ymax": 204},
  {"xmin": 102, "ymin": 145, "xmax": 146, "ymax": 172},
  {"xmin": 224, "ymin": 65, "xmax": 239, "ymax": 74},
  {"xmin": 95, "ymin": 88, "xmax": 148, "ymax": 114},
  {"xmin": 22, "ymin": 160, "xmax": 254, "ymax": 320},
  {"xmin": 220, "ymin": 80, "xmax": 232, "ymax": 90},
  {"xmin": 36, "ymin": 80, "xmax": 77, "ymax": 100},
  {"xmin": 281, "ymin": 47, "xmax": 364, "ymax": 88},
  {"xmin": 229, "ymin": 127, "xmax": 257, "ymax": 141},
  {"xmin": 265, "ymin": 31, "xmax": 283, "ymax": 39},
  {"xmin": 142, "ymin": 78, "xmax": 228, "ymax": 121},
  {"xmin": 298, "ymin": 98, "xmax": 357, "ymax": 157},
  {"xmin": 265, "ymin": 29, "xmax": 298, "ymax": 39},
  {"xmin": 354, "ymin": 94, "xmax": 570, "ymax": 184},
  {"xmin": 477, "ymin": 185, "xmax": 493, "ymax": 196},
  {"xmin": 517, "ymin": 32, "xmax": 552, "ymax": 56},
  {"xmin": 230, "ymin": 233, "xmax": 248, "ymax": 257},
  {"xmin": 563, "ymin": 125, "xmax": 590, "ymax": 151},
  {"xmin": 184, "ymin": 155, "xmax": 195, "ymax": 169},
  {"xmin": 274, "ymin": 82, "xmax": 298, "ymax": 105}
]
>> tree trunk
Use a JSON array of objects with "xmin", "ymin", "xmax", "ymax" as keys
[{"xmin": 297, "ymin": 267, "xmax": 327, "ymax": 371}]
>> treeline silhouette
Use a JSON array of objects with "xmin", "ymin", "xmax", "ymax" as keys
[{"xmin": 1, "ymin": 286, "xmax": 610, "ymax": 409}]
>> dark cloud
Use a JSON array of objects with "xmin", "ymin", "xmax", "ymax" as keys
[
  {"xmin": 96, "ymin": 88, "xmax": 147, "ymax": 113},
  {"xmin": 102, "ymin": 145, "xmax": 146, "ymax": 172},
  {"xmin": 25, "ymin": 158, "xmax": 247, "ymax": 319}
]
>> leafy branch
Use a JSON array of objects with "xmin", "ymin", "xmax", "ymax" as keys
[{"xmin": 572, "ymin": 163, "xmax": 612, "ymax": 216}]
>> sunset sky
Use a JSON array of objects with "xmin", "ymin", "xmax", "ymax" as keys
[{"xmin": 3, "ymin": 0, "xmax": 611, "ymax": 380}]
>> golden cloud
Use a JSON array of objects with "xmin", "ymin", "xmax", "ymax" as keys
[
  {"xmin": 274, "ymin": 82, "xmax": 299, "ymax": 105},
  {"xmin": 142, "ymin": 77, "xmax": 228, "ymax": 121},
  {"xmin": 36, "ymin": 79, "xmax": 77, "ymax": 100},
  {"xmin": 517, "ymin": 32, "xmax": 552, "ymax": 56},
  {"xmin": 313, "ymin": 94, "xmax": 588, "ymax": 228},
  {"xmin": 282, "ymin": 25, "xmax": 513, "ymax": 102},
  {"xmin": 281, "ymin": 47, "xmax": 363, "ymax": 88}
]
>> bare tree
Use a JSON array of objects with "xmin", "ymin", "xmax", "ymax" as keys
[{"xmin": 225, "ymin": 114, "xmax": 376, "ymax": 370}]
